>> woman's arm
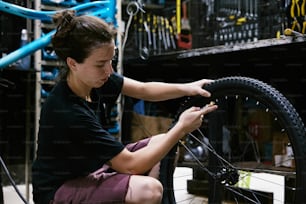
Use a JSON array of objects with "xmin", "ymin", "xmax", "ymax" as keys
[
  {"xmin": 108, "ymin": 104, "xmax": 218, "ymax": 174},
  {"xmin": 121, "ymin": 76, "xmax": 214, "ymax": 101}
]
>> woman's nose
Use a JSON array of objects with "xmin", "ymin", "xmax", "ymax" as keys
[{"xmin": 107, "ymin": 63, "xmax": 114, "ymax": 75}]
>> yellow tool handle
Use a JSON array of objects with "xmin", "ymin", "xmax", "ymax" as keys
[
  {"xmin": 301, "ymin": 0, "xmax": 306, "ymax": 16},
  {"xmin": 302, "ymin": 21, "xmax": 306, "ymax": 33},
  {"xmin": 176, "ymin": 0, "xmax": 181, "ymax": 35},
  {"xmin": 291, "ymin": 0, "xmax": 301, "ymax": 18}
]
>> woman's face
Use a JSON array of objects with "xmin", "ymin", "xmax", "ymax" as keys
[{"xmin": 71, "ymin": 42, "xmax": 115, "ymax": 89}]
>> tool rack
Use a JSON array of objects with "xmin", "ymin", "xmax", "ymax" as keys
[{"xmin": 122, "ymin": 0, "xmax": 306, "ymax": 60}]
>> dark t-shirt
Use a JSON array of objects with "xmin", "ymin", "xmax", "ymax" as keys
[{"xmin": 32, "ymin": 73, "xmax": 125, "ymax": 204}]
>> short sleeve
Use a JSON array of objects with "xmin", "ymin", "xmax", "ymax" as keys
[{"xmin": 97, "ymin": 73, "xmax": 123, "ymax": 104}]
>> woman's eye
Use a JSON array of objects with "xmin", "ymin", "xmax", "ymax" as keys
[{"xmin": 97, "ymin": 63, "xmax": 105, "ymax": 67}]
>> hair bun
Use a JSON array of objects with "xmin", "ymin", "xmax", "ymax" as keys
[{"xmin": 53, "ymin": 10, "xmax": 76, "ymax": 27}]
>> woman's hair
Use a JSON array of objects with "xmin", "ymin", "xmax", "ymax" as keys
[{"xmin": 51, "ymin": 10, "xmax": 116, "ymax": 79}]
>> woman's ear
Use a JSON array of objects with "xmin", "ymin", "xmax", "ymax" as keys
[{"xmin": 66, "ymin": 57, "xmax": 77, "ymax": 71}]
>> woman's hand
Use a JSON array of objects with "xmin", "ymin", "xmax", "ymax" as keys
[
  {"xmin": 176, "ymin": 103, "xmax": 218, "ymax": 135},
  {"xmin": 183, "ymin": 79, "xmax": 214, "ymax": 97}
]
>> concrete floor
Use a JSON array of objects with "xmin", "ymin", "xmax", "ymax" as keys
[
  {"xmin": 173, "ymin": 167, "xmax": 208, "ymax": 204},
  {"xmin": 3, "ymin": 184, "xmax": 33, "ymax": 204},
  {"xmin": 2, "ymin": 167, "xmax": 207, "ymax": 204}
]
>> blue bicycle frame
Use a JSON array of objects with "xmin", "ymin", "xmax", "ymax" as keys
[{"xmin": 0, "ymin": 0, "xmax": 116, "ymax": 69}]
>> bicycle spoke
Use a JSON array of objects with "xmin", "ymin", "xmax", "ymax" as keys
[{"xmin": 161, "ymin": 77, "xmax": 306, "ymax": 204}]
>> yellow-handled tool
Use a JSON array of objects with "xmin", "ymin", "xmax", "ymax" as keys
[
  {"xmin": 176, "ymin": 0, "xmax": 181, "ymax": 36},
  {"xmin": 301, "ymin": 0, "xmax": 306, "ymax": 33},
  {"xmin": 290, "ymin": 0, "xmax": 301, "ymax": 31}
]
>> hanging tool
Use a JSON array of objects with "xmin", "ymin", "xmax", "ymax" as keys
[
  {"xmin": 289, "ymin": 0, "xmax": 301, "ymax": 31},
  {"xmin": 158, "ymin": 16, "xmax": 168, "ymax": 50},
  {"xmin": 133, "ymin": 15, "xmax": 138, "ymax": 49},
  {"xmin": 169, "ymin": 26, "xmax": 177, "ymax": 49},
  {"xmin": 169, "ymin": 16, "xmax": 177, "ymax": 49},
  {"xmin": 138, "ymin": 13, "xmax": 143, "ymax": 57},
  {"xmin": 284, "ymin": 28, "xmax": 305, "ymax": 36},
  {"xmin": 168, "ymin": 20, "xmax": 177, "ymax": 49},
  {"xmin": 122, "ymin": 0, "xmax": 145, "ymax": 54},
  {"xmin": 139, "ymin": 12, "xmax": 149, "ymax": 60},
  {"xmin": 152, "ymin": 15, "xmax": 158, "ymax": 54},
  {"xmin": 177, "ymin": 0, "xmax": 192, "ymax": 49},
  {"xmin": 176, "ymin": 0, "xmax": 181, "ymax": 39},
  {"xmin": 145, "ymin": 13, "xmax": 152, "ymax": 49},
  {"xmin": 157, "ymin": 16, "xmax": 164, "ymax": 54},
  {"xmin": 301, "ymin": 0, "xmax": 306, "ymax": 33},
  {"xmin": 165, "ymin": 18, "xmax": 171, "ymax": 49}
]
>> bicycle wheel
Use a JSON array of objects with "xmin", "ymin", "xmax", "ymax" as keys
[{"xmin": 161, "ymin": 76, "xmax": 306, "ymax": 204}]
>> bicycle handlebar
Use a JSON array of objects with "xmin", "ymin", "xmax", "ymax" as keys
[
  {"xmin": 0, "ymin": 0, "xmax": 110, "ymax": 22},
  {"xmin": 0, "ymin": 0, "xmax": 115, "ymax": 69}
]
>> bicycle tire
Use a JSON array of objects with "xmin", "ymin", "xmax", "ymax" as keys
[{"xmin": 161, "ymin": 76, "xmax": 306, "ymax": 204}]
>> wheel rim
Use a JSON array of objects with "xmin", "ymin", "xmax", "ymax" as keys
[{"xmin": 162, "ymin": 77, "xmax": 306, "ymax": 204}]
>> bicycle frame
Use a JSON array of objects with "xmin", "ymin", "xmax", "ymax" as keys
[{"xmin": 0, "ymin": 0, "xmax": 116, "ymax": 69}]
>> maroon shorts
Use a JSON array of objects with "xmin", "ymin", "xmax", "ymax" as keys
[{"xmin": 52, "ymin": 138, "xmax": 151, "ymax": 204}]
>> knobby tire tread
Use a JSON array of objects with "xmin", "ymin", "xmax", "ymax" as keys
[{"xmin": 161, "ymin": 76, "xmax": 306, "ymax": 204}]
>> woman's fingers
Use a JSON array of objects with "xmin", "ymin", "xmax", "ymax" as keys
[
  {"xmin": 200, "ymin": 101, "xmax": 218, "ymax": 115},
  {"xmin": 178, "ymin": 102, "xmax": 218, "ymax": 133}
]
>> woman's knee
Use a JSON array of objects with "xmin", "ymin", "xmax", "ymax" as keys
[
  {"xmin": 143, "ymin": 178, "xmax": 163, "ymax": 203},
  {"xmin": 126, "ymin": 176, "xmax": 163, "ymax": 204}
]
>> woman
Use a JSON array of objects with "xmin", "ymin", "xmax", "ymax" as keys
[{"xmin": 32, "ymin": 10, "xmax": 218, "ymax": 204}]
